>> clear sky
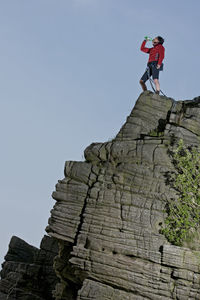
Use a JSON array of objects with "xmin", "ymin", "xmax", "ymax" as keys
[{"xmin": 0, "ymin": 0, "xmax": 200, "ymax": 265}]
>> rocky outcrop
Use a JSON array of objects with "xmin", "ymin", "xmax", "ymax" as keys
[
  {"xmin": 2, "ymin": 91, "xmax": 200, "ymax": 300},
  {"xmin": 0, "ymin": 235, "xmax": 58, "ymax": 300},
  {"xmin": 46, "ymin": 91, "xmax": 200, "ymax": 300}
]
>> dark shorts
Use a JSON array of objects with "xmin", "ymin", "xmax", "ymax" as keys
[{"xmin": 141, "ymin": 61, "xmax": 163, "ymax": 82}]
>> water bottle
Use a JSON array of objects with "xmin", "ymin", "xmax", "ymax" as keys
[{"xmin": 144, "ymin": 36, "xmax": 153, "ymax": 41}]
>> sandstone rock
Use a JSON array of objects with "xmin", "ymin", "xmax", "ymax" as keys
[
  {"xmin": 46, "ymin": 91, "xmax": 200, "ymax": 299},
  {"xmin": 2, "ymin": 90, "xmax": 200, "ymax": 300}
]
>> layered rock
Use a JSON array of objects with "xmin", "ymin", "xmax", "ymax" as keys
[
  {"xmin": 2, "ymin": 91, "xmax": 200, "ymax": 300},
  {"xmin": 46, "ymin": 91, "xmax": 200, "ymax": 300},
  {"xmin": 0, "ymin": 235, "xmax": 58, "ymax": 300}
]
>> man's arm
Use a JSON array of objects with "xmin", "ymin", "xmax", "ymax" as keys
[
  {"xmin": 140, "ymin": 40, "xmax": 150, "ymax": 53},
  {"xmin": 157, "ymin": 46, "xmax": 165, "ymax": 66}
]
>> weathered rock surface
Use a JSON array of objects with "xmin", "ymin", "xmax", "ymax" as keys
[
  {"xmin": 46, "ymin": 91, "xmax": 200, "ymax": 299},
  {"xmin": 0, "ymin": 235, "xmax": 58, "ymax": 300},
  {"xmin": 2, "ymin": 91, "xmax": 200, "ymax": 300}
]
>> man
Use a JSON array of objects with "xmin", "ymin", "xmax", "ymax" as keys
[{"xmin": 139, "ymin": 36, "xmax": 165, "ymax": 94}]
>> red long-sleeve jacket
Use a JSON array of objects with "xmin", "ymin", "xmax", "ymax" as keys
[{"xmin": 140, "ymin": 40, "xmax": 165, "ymax": 65}]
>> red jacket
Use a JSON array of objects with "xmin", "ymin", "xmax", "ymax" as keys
[{"xmin": 140, "ymin": 40, "xmax": 165, "ymax": 65}]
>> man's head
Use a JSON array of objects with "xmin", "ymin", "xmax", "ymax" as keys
[{"xmin": 152, "ymin": 36, "xmax": 164, "ymax": 46}]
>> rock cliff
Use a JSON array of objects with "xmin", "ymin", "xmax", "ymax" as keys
[
  {"xmin": 0, "ymin": 236, "xmax": 58, "ymax": 300},
  {"xmin": 1, "ymin": 91, "xmax": 200, "ymax": 300}
]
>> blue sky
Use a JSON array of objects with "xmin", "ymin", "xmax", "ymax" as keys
[{"xmin": 0, "ymin": 0, "xmax": 200, "ymax": 265}]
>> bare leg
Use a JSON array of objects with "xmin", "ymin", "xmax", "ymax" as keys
[
  {"xmin": 153, "ymin": 79, "xmax": 160, "ymax": 93},
  {"xmin": 139, "ymin": 80, "xmax": 147, "ymax": 92}
]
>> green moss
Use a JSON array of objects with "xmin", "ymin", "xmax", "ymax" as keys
[
  {"xmin": 148, "ymin": 128, "xmax": 164, "ymax": 137},
  {"xmin": 161, "ymin": 139, "xmax": 200, "ymax": 246}
]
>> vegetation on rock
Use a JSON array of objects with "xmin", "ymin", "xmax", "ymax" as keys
[{"xmin": 162, "ymin": 139, "xmax": 200, "ymax": 246}]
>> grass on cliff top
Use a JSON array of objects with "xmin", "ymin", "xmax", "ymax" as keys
[{"xmin": 161, "ymin": 139, "xmax": 200, "ymax": 247}]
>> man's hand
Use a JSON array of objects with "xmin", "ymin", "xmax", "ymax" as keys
[
  {"xmin": 144, "ymin": 36, "xmax": 152, "ymax": 41},
  {"xmin": 157, "ymin": 65, "xmax": 161, "ymax": 69}
]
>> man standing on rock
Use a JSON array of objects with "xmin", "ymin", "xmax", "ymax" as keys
[{"xmin": 139, "ymin": 36, "xmax": 165, "ymax": 95}]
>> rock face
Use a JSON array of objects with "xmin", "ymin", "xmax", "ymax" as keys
[
  {"xmin": 46, "ymin": 91, "xmax": 200, "ymax": 300},
  {"xmin": 2, "ymin": 91, "xmax": 200, "ymax": 300},
  {"xmin": 0, "ymin": 235, "xmax": 58, "ymax": 300}
]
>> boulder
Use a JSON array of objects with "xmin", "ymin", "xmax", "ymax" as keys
[{"xmin": 0, "ymin": 235, "xmax": 58, "ymax": 300}]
